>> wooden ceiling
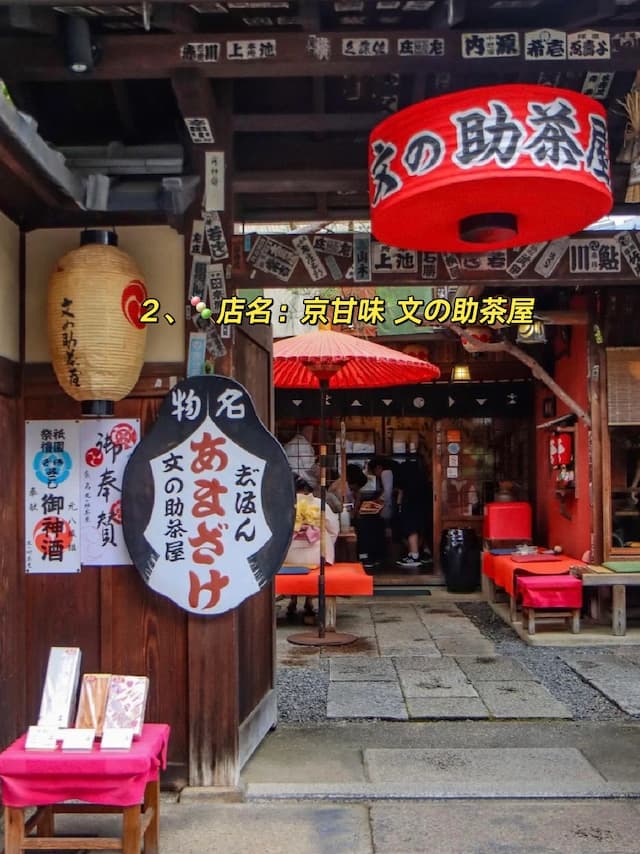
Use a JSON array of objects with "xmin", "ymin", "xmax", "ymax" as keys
[{"xmin": 0, "ymin": 0, "xmax": 639, "ymax": 226}]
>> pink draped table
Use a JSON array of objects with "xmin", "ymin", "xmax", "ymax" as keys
[
  {"xmin": 482, "ymin": 552, "xmax": 586, "ymax": 622},
  {"xmin": 0, "ymin": 722, "xmax": 170, "ymax": 854}
]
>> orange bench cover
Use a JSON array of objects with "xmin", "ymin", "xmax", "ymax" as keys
[{"xmin": 275, "ymin": 562, "xmax": 373, "ymax": 596}]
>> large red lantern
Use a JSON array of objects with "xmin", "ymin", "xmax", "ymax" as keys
[{"xmin": 369, "ymin": 84, "xmax": 612, "ymax": 252}]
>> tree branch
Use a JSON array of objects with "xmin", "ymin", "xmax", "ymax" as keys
[{"xmin": 446, "ymin": 324, "xmax": 591, "ymax": 428}]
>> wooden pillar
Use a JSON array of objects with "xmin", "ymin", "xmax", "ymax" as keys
[
  {"xmin": 588, "ymin": 296, "xmax": 604, "ymax": 565},
  {"xmin": 0, "ymin": 230, "xmax": 25, "ymax": 749},
  {"xmin": 612, "ymin": 584, "xmax": 626, "ymax": 637},
  {"xmin": 172, "ymin": 71, "xmax": 243, "ymax": 787}
]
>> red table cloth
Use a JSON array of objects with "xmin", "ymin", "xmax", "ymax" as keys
[
  {"xmin": 0, "ymin": 723, "xmax": 170, "ymax": 808},
  {"xmin": 517, "ymin": 575, "xmax": 583, "ymax": 609},
  {"xmin": 275, "ymin": 563, "xmax": 373, "ymax": 597},
  {"xmin": 490, "ymin": 554, "xmax": 586, "ymax": 596},
  {"xmin": 482, "ymin": 551, "xmax": 495, "ymax": 580}
]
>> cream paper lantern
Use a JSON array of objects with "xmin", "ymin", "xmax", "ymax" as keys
[{"xmin": 48, "ymin": 230, "xmax": 148, "ymax": 415}]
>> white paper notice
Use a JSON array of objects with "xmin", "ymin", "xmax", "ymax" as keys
[
  {"xmin": 25, "ymin": 420, "xmax": 80, "ymax": 574},
  {"xmin": 25, "ymin": 726, "xmax": 59, "ymax": 750},
  {"xmin": 101, "ymin": 728, "xmax": 135, "ymax": 750},
  {"xmin": 80, "ymin": 420, "xmax": 140, "ymax": 566},
  {"xmin": 60, "ymin": 728, "xmax": 96, "ymax": 751}
]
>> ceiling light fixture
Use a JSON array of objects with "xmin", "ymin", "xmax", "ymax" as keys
[
  {"xmin": 516, "ymin": 320, "xmax": 546, "ymax": 344},
  {"xmin": 62, "ymin": 16, "xmax": 97, "ymax": 74},
  {"xmin": 451, "ymin": 364, "xmax": 471, "ymax": 382}
]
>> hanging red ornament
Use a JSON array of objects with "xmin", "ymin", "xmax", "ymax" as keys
[{"xmin": 369, "ymin": 84, "xmax": 612, "ymax": 252}]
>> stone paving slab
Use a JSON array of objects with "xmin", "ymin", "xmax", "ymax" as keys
[
  {"xmin": 474, "ymin": 681, "xmax": 573, "ymax": 719},
  {"xmin": 329, "ymin": 657, "xmax": 397, "ymax": 682},
  {"xmin": 406, "ymin": 697, "xmax": 489, "ymax": 719},
  {"xmin": 370, "ymin": 799, "xmax": 640, "ymax": 854},
  {"xmin": 54, "ymin": 802, "xmax": 374, "ymax": 854},
  {"xmin": 455, "ymin": 655, "xmax": 537, "ymax": 682},
  {"xmin": 396, "ymin": 661, "xmax": 478, "ymax": 699},
  {"xmin": 321, "ymin": 637, "xmax": 380, "ymax": 657},
  {"xmin": 374, "ymin": 622, "xmax": 432, "ymax": 643},
  {"xmin": 420, "ymin": 623, "xmax": 487, "ymax": 640},
  {"xmin": 370, "ymin": 605, "xmax": 420, "ymax": 623},
  {"xmin": 562, "ymin": 653, "xmax": 640, "ymax": 682},
  {"xmin": 327, "ymin": 680, "xmax": 408, "ymax": 720},
  {"xmin": 561, "ymin": 654, "xmax": 640, "ymax": 714},
  {"xmin": 614, "ymin": 647, "xmax": 640, "ymax": 665},
  {"xmin": 364, "ymin": 748, "xmax": 606, "ymax": 796},
  {"xmin": 416, "ymin": 602, "xmax": 463, "ymax": 614},
  {"xmin": 377, "ymin": 638, "xmax": 441, "ymax": 657},
  {"xmin": 434, "ymin": 636, "xmax": 496, "ymax": 657}
]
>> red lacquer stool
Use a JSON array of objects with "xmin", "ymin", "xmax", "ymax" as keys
[{"xmin": 517, "ymin": 575, "xmax": 583, "ymax": 635}]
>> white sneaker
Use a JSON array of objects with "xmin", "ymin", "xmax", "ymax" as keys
[{"xmin": 396, "ymin": 555, "xmax": 422, "ymax": 568}]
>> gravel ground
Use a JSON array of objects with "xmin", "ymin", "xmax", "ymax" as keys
[
  {"xmin": 277, "ymin": 663, "xmax": 329, "ymax": 723},
  {"xmin": 458, "ymin": 601, "xmax": 632, "ymax": 721}
]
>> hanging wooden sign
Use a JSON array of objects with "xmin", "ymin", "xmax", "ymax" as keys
[{"xmin": 122, "ymin": 376, "xmax": 295, "ymax": 615}]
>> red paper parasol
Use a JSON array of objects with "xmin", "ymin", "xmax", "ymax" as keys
[
  {"xmin": 274, "ymin": 328, "xmax": 440, "ymax": 645},
  {"xmin": 274, "ymin": 328, "xmax": 440, "ymax": 389}
]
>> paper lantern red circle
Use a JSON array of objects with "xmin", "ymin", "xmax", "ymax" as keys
[{"xmin": 369, "ymin": 84, "xmax": 612, "ymax": 252}]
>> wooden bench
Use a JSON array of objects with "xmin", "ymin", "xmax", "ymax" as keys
[
  {"xmin": 275, "ymin": 562, "xmax": 373, "ymax": 631},
  {"xmin": 575, "ymin": 565, "xmax": 640, "ymax": 636},
  {"xmin": 517, "ymin": 575, "xmax": 582, "ymax": 635}
]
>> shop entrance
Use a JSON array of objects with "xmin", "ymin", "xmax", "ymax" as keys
[{"xmin": 278, "ymin": 413, "xmax": 532, "ymax": 587}]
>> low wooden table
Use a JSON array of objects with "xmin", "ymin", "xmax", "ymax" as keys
[
  {"xmin": 0, "ymin": 724, "xmax": 169, "ymax": 854},
  {"xmin": 576, "ymin": 566, "xmax": 640, "ymax": 636}
]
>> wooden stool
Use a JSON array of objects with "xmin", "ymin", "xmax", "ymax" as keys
[
  {"xmin": 0, "ymin": 724, "xmax": 169, "ymax": 854},
  {"xmin": 3, "ymin": 779, "xmax": 159, "ymax": 853},
  {"xmin": 517, "ymin": 575, "xmax": 583, "ymax": 635}
]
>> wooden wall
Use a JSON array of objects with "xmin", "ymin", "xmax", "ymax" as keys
[
  {"xmin": 16, "ymin": 322, "xmax": 275, "ymax": 788},
  {"xmin": 0, "ymin": 357, "xmax": 23, "ymax": 751}
]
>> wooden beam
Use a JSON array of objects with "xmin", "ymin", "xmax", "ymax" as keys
[
  {"xmin": 0, "ymin": 127, "xmax": 80, "ymax": 211},
  {"xmin": 3, "ymin": 5, "xmax": 57, "ymax": 35},
  {"xmin": 3, "ymin": 28, "xmax": 640, "ymax": 81},
  {"xmin": 111, "ymin": 81, "xmax": 138, "ymax": 142},
  {"xmin": 227, "ymin": 230, "xmax": 640, "ymax": 289},
  {"xmin": 234, "ymin": 169, "xmax": 365, "ymax": 194},
  {"xmin": 297, "ymin": 0, "xmax": 321, "ymax": 32},
  {"xmin": 172, "ymin": 67, "xmax": 220, "ymax": 152},
  {"xmin": 234, "ymin": 112, "xmax": 384, "ymax": 133},
  {"xmin": 447, "ymin": 0, "xmax": 466, "ymax": 27},
  {"xmin": 152, "ymin": 3, "xmax": 198, "ymax": 33},
  {"xmin": 562, "ymin": 0, "xmax": 618, "ymax": 28}
]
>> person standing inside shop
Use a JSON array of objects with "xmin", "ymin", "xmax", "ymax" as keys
[
  {"xmin": 356, "ymin": 456, "xmax": 395, "ymax": 569},
  {"xmin": 395, "ymin": 454, "xmax": 433, "ymax": 568},
  {"xmin": 284, "ymin": 424, "xmax": 319, "ymax": 490}
]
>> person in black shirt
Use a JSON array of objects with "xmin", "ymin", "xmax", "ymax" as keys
[{"xmin": 395, "ymin": 456, "xmax": 433, "ymax": 568}]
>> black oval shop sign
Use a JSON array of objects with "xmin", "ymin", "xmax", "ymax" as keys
[{"xmin": 122, "ymin": 375, "xmax": 295, "ymax": 615}]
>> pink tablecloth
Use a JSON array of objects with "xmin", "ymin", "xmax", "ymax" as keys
[
  {"xmin": 517, "ymin": 575, "xmax": 583, "ymax": 608},
  {"xmin": 491, "ymin": 554, "xmax": 586, "ymax": 597},
  {"xmin": 0, "ymin": 723, "xmax": 170, "ymax": 808}
]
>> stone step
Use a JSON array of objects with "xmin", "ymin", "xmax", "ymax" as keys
[{"xmin": 245, "ymin": 747, "xmax": 639, "ymax": 800}]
